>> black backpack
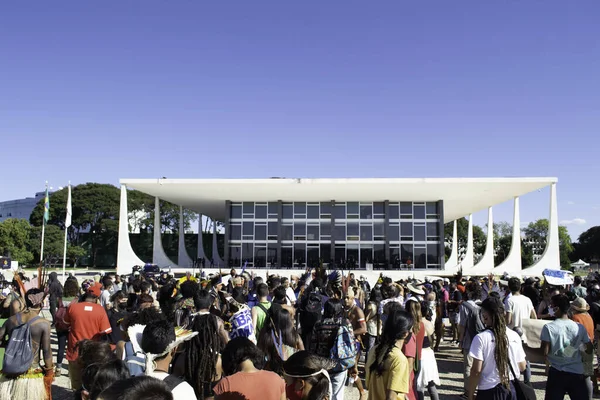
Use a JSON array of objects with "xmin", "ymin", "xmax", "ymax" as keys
[
  {"xmin": 462, "ymin": 301, "xmax": 485, "ymax": 339},
  {"xmin": 300, "ymin": 292, "xmax": 323, "ymax": 336}
]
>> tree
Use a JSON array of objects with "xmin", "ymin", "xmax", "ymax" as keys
[
  {"xmin": 522, "ymin": 219, "xmax": 573, "ymax": 269},
  {"xmin": 28, "ymin": 224, "xmax": 63, "ymax": 264},
  {"xmin": 574, "ymin": 226, "xmax": 600, "ymax": 262},
  {"xmin": 0, "ymin": 219, "xmax": 34, "ymax": 265},
  {"xmin": 493, "ymin": 222, "xmax": 513, "ymax": 266},
  {"xmin": 127, "ymin": 190, "xmax": 196, "ymax": 234},
  {"xmin": 30, "ymin": 183, "xmax": 121, "ymax": 267},
  {"xmin": 444, "ymin": 218, "xmax": 486, "ymax": 260}
]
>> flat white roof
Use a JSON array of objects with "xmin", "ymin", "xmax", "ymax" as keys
[{"xmin": 120, "ymin": 177, "xmax": 557, "ymax": 223}]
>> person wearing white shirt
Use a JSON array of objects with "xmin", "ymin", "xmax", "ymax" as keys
[{"xmin": 467, "ymin": 297, "xmax": 527, "ymax": 400}]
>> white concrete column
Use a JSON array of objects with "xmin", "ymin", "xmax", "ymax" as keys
[
  {"xmin": 492, "ymin": 197, "xmax": 522, "ymax": 276},
  {"xmin": 462, "ymin": 214, "xmax": 475, "ymax": 270},
  {"xmin": 177, "ymin": 206, "xmax": 194, "ymax": 267},
  {"xmin": 445, "ymin": 220, "xmax": 459, "ymax": 269},
  {"xmin": 471, "ymin": 207, "xmax": 495, "ymax": 275},
  {"xmin": 152, "ymin": 197, "xmax": 176, "ymax": 267},
  {"xmin": 523, "ymin": 183, "xmax": 560, "ymax": 276},
  {"xmin": 116, "ymin": 185, "xmax": 145, "ymax": 275},
  {"xmin": 212, "ymin": 220, "xmax": 224, "ymax": 267},
  {"xmin": 197, "ymin": 215, "xmax": 207, "ymax": 260}
]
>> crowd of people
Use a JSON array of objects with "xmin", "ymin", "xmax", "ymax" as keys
[{"xmin": 0, "ymin": 266, "xmax": 599, "ymax": 400}]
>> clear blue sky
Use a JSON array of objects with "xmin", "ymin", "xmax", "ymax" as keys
[{"xmin": 1, "ymin": 1, "xmax": 598, "ymax": 240}]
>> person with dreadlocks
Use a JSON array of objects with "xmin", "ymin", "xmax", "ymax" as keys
[
  {"xmin": 181, "ymin": 290, "xmax": 227, "ymax": 399},
  {"xmin": 466, "ymin": 296, "xmax": 526, "ymax": 400},
  {"xmin": 366, "ymin": 308, "xmax": 413, "ymax": 400}
]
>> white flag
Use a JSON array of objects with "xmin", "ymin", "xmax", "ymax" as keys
[{"xmin": 65, "ymin": 184, "xmax": 72, "ymax": 228}]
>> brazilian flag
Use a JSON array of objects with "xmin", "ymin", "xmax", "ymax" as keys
[{"xmin": 43, "ymin": 187, "xmax": 50, "ymax": 223}]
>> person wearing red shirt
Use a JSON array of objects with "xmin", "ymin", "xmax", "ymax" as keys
[{"xmin": 64, "ymin": 281, "xmax": 112, "ymax": 391}]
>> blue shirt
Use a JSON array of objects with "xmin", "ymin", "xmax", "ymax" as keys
[{"xmin": 541, "ymin": 318, "xmax": 590, "ymax": 374}]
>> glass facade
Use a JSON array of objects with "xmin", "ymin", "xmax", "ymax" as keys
[{"xmin": 227, "ymin": 200, "xmax": 443, "ymax": 270}]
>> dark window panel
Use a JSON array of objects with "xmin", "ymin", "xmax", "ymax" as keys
[
  {"xmin": 401, "ymin": 222, "xmax": 413, "ymax": 238},
  {"xmin": 426, "ymin": 202, "xmax": 438, "ymax": 215},
  {"xmin": 373, "ymin": 222, "xmax": 384, "ymax": 237},
  {"xmin": 401, "ymin": 244, "xmax": 413, "ymax": 264},
  {"xmin": 230, "ymin": 224, "xmax": 241, "ymax": 241},
  {"xmin": 281, "ymin": 224, "xmax": 293, "ymax": 241},
  {"xmin": 307, "ymin": 247, "xmax": 319, "ymax": 267},
  {"xmin": 267, "ymin": 246, "xmax": 277, "ymax": 266},
  {"xmin": 307, "ymin": 225, "xmax": 319, "ymax": 241},
  {"xmin": 294, "ymin": 202, "xmax": 307, "ymax": 214},
  {"xmin": 294, "ymin": 222, "xmax": 306, "ymax": 236},
  {"xmin": 255, "ymin": 225, "xmax": 267, "ymax": 240},
  {"xmin": 334, "ymin": 204, "xmax": 346, "ymax": 219},
  {"xmin": 414, "ymin": 225, "xmax": 426, "ymax": 241},
  {"xmin": 243, "ymin": 222, "xmax": 253, "ymax": 236},
  {"xmin": 388, "ymin": 224, "xmax": 400, "ymax": 241},
  {"xmin": 243, "ymin": 202, "xmax": 254, "ymax": 214},
  {"xmin": 414, "ymin": 205, "xmax": 426, "ymax": 220},
  {"xmin": 427, "ymin": 222, "xmax": 439, "ymax": 237},
  {"xmin": 254, "ymin": 247, "xmax": 266, "ymax": 268},
  {"xmin": 373, "ymin": 202, "xmax": 385, "ymax": 216},
  {"xmin": 294, "ymin": 243, "xmax": 306, "ymax": 265},
  {"xmin": 242, "ymin": 243, "xmax": 254, "ymax": 263},
  {"xmin": 427, "ymin": 244, "xmax": 439, "ymax": 265},
  {"xmin": 347, "ymin": 245, "xmax": 359, "ymax": 266},
  {"xmin": 400, "ymin": 202, "xmax": 412, "ymax": 216},
  {"xmin": 360, "ymin": 246, "xmax": 372, "ymax": 267},
  {"xmin": 360, "ymin": 225, "xmax": 373, "ymax": 241},
  {"xmin": 360, "ymin": 205, "xmax": 373, "ymax": 219},
  {"xmin": 389, "ymin": 204, "xmax": 400, "ymax": 219},
  {"xmin": 320, "ymin": 202, "xmax": 332, "ymax": 217},
  {"xmin": 307, "ymin": 205, "xmax": 319, "ymax": 219},
  {"xmin": 347, "ymin": 202, "xmax": 359, "ymax": 215},
  {"xmin": 414, "ymin": 246, "xmax": 426, "ymax": 268},
  {"xmin": 320, "ymin": 221, "xmax": 331, "ymax": 238},
  {"xmin": 281, "ymin": 247, "xmax": 293, "ymax": 268},
  {"xmin": 255, "ymin": 205, "xmax": 267, "ymax": 219},
  {"xmin": 374, "ymin": 244, "xmax": 386, "ymax": 264},
  {"xmin": 347, "ymin": 222, "xmax": 359, "ymax": 236},
  {"xmin": 230, "ymin": 205, "xmax": 242, "ymax": 219},
  {"xmin": 320, "ymin": 243, "xmax": 331, "ymax": 262},
  {"xmin": 282, "ymin": 204, "xmax": 293, "ymax": 219},
  {"xmin": 268, "ymin": 221, "xmax": 278, "ymax": 236},
  {"xmin": 389, "ymin": 247, "xmax": 400, "ymax": 266},
  {"xmin": 335, "ymin": 245, "xmax": 346, "ymax": 265},
  {"xmin": 334, "ymin": 224, "xmax": 346, "ymax": 241},
  {"xmin": 229, "ymin": 246, "xmax": 241, "ymax": 267},
  {"xmin": 268, "ymin": 202, "xmax": 278, "ymax": 215}
]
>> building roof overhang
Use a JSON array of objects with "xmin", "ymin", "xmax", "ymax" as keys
[{"xmin": 120, "ymin": 177, "xmax": 557, "ymax": 223}]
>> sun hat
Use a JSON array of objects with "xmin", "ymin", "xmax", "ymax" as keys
[
  {"xmin": 407, "ymin": 282, "xmax": 425, "ymax": 296},
  {"xmin": 570, "ymin": 297, "xmax": 590, "ymax": 312}
]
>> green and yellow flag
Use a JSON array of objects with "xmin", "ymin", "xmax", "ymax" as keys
[{"xmin": 43, "ymin": 187, "xmax": 50, "ymax": 223}]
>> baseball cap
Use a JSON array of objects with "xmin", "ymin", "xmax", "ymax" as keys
[{"xmin": 87, "ymin": 282, "xmax": 103, "ymax": 298}]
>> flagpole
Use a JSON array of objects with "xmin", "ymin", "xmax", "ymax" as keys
[
  {"xmin": 38, "ymin": 182, "xmax": 48, "ymax": 289},
  {"xmin": 62, "ymin": 183, "xmax": 72, "ymax": 281}
]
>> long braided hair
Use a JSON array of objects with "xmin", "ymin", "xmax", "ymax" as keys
[
  {"xmin": 369, "ymin": 309, "xmax": 413, "ymax": 376},
  {"xmin": 185, "ymin": 313, "xmax": 225, "ymax": 399},
  {"xmin": 480, "ymin": 297, "xmax": 510, "ymax": 388}
]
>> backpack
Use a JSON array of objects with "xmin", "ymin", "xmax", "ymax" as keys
[
  {"xmin": 124, "ymin": 341, "xmax": 146, "ymax": 376},
  {"xmin": 163, "ymin": 374, "xmax": 185, "ymax": 391},
  {"xmin": 300, "ymin": 292, "xmax": 323, "ymax": 335},
  {"xmin": 462, "ymin": 301, "xmax": 485, "ymax": 340},
  {"xmin": 2, "ymin": 313, "xmax": 41, "ymax": 376},
  {"xmin": 330, "ymin": 324, "xmax": 357, "ymax": 373}
]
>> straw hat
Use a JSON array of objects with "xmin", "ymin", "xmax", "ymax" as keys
[
  {"xmin": 570, "ymin": 297, "xmax": 590, "ymax": 312},
  {"xmin": 407, "ymin": 282, "xmax": 425, "ymax": 296}
]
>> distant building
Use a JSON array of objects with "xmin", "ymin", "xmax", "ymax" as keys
[{"xmin": 0, "ymin": 191, "xmax": 49, "ymax": 223}]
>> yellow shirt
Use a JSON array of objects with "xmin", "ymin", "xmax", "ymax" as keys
[{"xmin": 366, "ymin": 345, "xmax": 410, "ymax": 400}]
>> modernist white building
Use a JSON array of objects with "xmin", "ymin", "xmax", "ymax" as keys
[{"xmin": 116, "ymin": 177, "xmax": 560, "ymax": 280}]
